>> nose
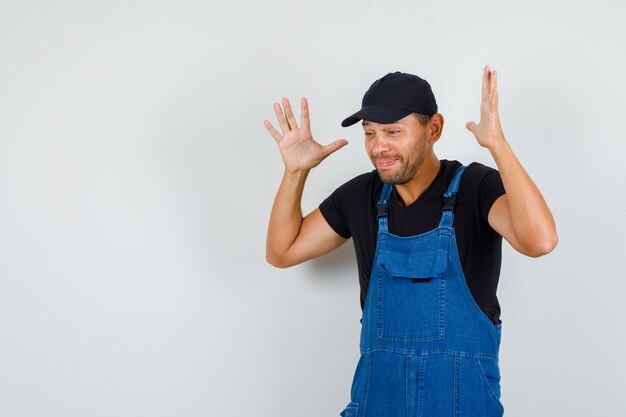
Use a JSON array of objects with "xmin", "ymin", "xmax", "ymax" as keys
[{"xmin": 371, "ymin": 135, "xmax": 391, "ymax": 155}]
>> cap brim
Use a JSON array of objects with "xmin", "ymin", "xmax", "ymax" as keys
[{"xmin": 341, "ymin": 105, "xmax": 413, "ymax": 127}]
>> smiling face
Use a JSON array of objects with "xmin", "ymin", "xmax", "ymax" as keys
[{"xmin": 363, "ymin": 114, "xmax": 435, "ymax": 185}]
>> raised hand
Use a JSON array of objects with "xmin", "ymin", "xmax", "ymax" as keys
[
  {"xmin": 264, "ymin": 97, "xmax": 348, "ymax": 173},
  {"xmin": 465, "ymin": 65, "xmax": 507, "ymax": 150}
]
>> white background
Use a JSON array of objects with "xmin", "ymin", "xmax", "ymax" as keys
[{"xmin": 1, "ymin": 1, "xmax": 624, "ymax": 416}]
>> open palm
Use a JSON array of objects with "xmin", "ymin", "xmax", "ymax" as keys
[
  {"xmin": 264, "ymin": 97, "xmax": 348, "ymax": 173},
  {"xmin": 466, "ymin": 65, "xmax": 506, "ymax": 150}
]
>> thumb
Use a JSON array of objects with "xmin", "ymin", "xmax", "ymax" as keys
[
  {"xmin": 465, "ymin": 121, "xmax": 478, "ymax": 134},
  {"xmin": 321, "ymin": 139, "xmax": 348, "ymax": 157}
]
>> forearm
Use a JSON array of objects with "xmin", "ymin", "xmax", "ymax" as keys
[
  {"xmin": 266, "ymin": 169, "xmax": 310, "ymax": 265},
  {"xmin": 488, "ymin": 138, "xmax": 558, "ymax": 252}
]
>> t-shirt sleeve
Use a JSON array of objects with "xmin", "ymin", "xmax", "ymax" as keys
[
  {"xmin": 478, "ymin": 168, "xmax": 505, "ymax": 221},
  {"xmin": 476, "ymin": 165, "xmax": 506, "ymax": 223},
  {"xmin": 319, "ymin": 180, "xmax": 356, "ymax": 239}
]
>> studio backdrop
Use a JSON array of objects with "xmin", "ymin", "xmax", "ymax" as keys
[{"xmin": 0, "ymin": 1, "xmax": 624, "ymax": 416}]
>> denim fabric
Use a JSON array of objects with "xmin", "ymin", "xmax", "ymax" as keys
[{"xmin": 340, "ymin": 165, "xmax": 504, "ymax": 417}]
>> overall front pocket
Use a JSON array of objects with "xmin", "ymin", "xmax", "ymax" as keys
[
  {"xmin": 376, "ymin": 264, "xmax": 446, "ymax": 342},
  {"xmin": 457, "ymin": 357, "xmax": 504, "ymax": 417}
]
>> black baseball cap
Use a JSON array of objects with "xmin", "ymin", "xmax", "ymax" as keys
[{"xmin": 341, "ymin": 71, "xmax": 438, "ymax": 127}]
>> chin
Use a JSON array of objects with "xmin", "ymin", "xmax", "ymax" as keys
[{"xmin": 378, "ymin": 171, "xmax": 408, "ymax": 185}]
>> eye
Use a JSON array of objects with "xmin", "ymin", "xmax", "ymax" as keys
[
  {"xmin": 389, "ymin": 130, "xmax": 400, "ymax": 134},
  {"xmin": 364, "ymin": 132, "xmax": 374, "ymax": 137}
]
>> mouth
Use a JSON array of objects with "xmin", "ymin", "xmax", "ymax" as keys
[{"xmin": 374, "ymin": 157, "xmax": 399, "ymax": 169}]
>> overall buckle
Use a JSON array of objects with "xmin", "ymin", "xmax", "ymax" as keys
[
  {"xmin": 377, "ymin": 202, "xmax": 389, "ymax": 218},
  {"xmin": 442, "ymin": 195, "xmax": 456, "ymax": 211}
]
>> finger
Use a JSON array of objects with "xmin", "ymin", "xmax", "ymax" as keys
[
  {"xmin": 482, "ymin": 65, "xmax": 490, "ymax": 104},
  {"xmin": 465, "ymin": 121, "xmax": 478, "ymax": 134},
  {"xmin": 321, "ymin": 139, "xmax": 348, "ymax": 158},
  {"xmin": 263, "ymin": 119, "xmax": 283, "ymax": 143},
  {"xmin": 282, "ymin": 97, "xmax": 299, "ymax": 130},
  {"xmin": 490, "ymin": 71, "xmax": 499, "ymax": 112},
  {"xmin": 301, "ymin": 97, "xmax": 310, "ymax": 130},
  {"xmin": 273, "ymin": 102, "xmax": 291, "ymax": 135}
]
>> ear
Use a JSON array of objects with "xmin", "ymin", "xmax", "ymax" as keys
[{"xmin": 428, "ymin": 113, "xmax": 444, "ymax": 143}]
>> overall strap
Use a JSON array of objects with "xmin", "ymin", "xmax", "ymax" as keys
[
  {"xmin": 439, "ymin": 165, "xmax": 466, "ymax": 228},
  {"xmin": 376, "ymin": 183, "xmax": 393, "ymax": 233}
]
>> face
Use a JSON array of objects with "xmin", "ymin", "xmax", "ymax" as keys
[{"xmin": 363, "ymin": 114, "xmax": 430, "ymax": 184}]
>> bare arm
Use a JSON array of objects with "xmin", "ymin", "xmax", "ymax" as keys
[
  {"xmin": 466, "ymin": 66, "xmax": 558, "ymax": 257},
  {"xmin": 264, "ymin": 97, "xmax": 348, "ymax": 268}
]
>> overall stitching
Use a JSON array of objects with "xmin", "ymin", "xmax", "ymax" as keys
[
  {"xmin": 454, "ymin": 356, "xmax": 460, "ymax": 417},
  {"xmin": 405, "ymin": 356, "xmax": 409, "ymax": 417}
]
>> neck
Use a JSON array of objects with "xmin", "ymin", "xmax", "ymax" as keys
[{"xmin": 395, "ymin": 154, "xmax": 441, "ymax": 207}]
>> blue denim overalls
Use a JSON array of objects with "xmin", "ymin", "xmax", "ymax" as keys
[{"xmin": 340, "ymin": 165, "xmax": 504, "ymax": 417}]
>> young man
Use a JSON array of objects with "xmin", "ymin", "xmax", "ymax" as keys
[{"xmin": 263, "ymin": 66, "xmax": 557, "ymax": 417}]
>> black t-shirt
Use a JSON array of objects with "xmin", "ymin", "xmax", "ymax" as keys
[{"xmin": 319, "ymin": 159, "xmax": 506, "ymax": 325}]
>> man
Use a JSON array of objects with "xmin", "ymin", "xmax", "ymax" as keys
[{"xmin": 263, "ymin": 66, "xmax": 557, "ymax": 417}]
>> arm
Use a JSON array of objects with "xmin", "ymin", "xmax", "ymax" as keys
[
  {"xmin": 466, "ymin": 66, "xmax": 558, "ymax": 257},
  {"xmin": 264, "ymin": 97, "xmax": 348, "ymax": 268}
]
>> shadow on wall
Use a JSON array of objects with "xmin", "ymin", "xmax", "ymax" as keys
[{"xmin": 307, "ymin": 241, "xmax": 357, "ymax": 280}]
